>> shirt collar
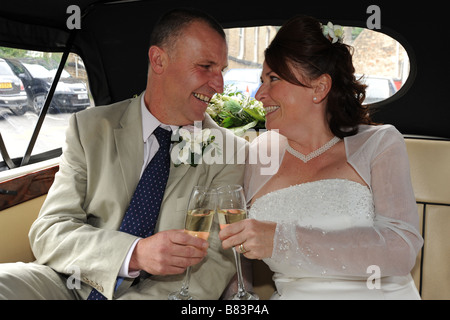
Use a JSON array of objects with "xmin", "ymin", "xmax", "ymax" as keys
[{"xmin": 140, "ymin": 93, "xmax": 178, "ymax": 142}]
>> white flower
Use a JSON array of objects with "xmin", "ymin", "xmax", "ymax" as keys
[
  {"xmin": 201, "ymin": 128, "xmax": 211, "ymax": 143},
  {"xmin": 174, "ymin": 127, "xmax": 217, "ymax": 167},
  {"xmin": 324, "ymin": 22, "xmax": 344, "ymax": 43},
  {"xmin": 179, "ymin": 128, "xmax": 192, "ymax": 141},
  {"xmin": 179, "ymin": 128, "xmax": 201, "ymax": 155},
  {"xmin": 178, "ymin": 144, "xmax": 192, "ymax": 163}
]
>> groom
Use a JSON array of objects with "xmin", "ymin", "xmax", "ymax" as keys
[{"xmin": 0, "ymin": 8, "xmax": 246, "ymax": 299}]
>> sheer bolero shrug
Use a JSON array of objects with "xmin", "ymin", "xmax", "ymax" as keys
[{"xmin": 245, "ymin": 125, "xmax": 423, "ymax": 277}]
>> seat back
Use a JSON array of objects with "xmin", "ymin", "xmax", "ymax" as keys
[
  {"xmin": 0, "ymin": 195, "xmax": 45, "ymax": 263},
  {"xmin": 405, "ymin": 138, "xmax": 450, "ymax": 300}
]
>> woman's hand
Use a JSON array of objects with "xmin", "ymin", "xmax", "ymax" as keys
[{"xmin": 219, "ymin": 219, "xmax": 276, "ymax": 259}]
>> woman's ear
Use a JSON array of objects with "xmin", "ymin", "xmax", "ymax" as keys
[
  {"xmin": 312, "ymin": 74, "xmax": 332, "ymax": 103},
  {"xmin": 148, "ymin": 45, "xmax": 167, "ymax": 75}
]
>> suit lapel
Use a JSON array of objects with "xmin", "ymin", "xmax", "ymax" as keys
[
  {"xmin": 114, "ymin": 102, "xmax": 219, "ymax": 203},
  {"xmin": 162, "ymin": 114, "xmax": 217, "ymax": 201},
  {"xmin": 114, "ymin": 95, "xmax": 144, "ymax": 199}
]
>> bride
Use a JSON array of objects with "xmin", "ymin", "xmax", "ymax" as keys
[{"xmin": 219, "ymin": 15, "xmax": 423, "ymax": 299}]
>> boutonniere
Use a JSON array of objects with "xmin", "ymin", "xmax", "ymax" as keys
[{"xmin": 172, "ymin": 126, "xmax": 220, "ymax": 167}]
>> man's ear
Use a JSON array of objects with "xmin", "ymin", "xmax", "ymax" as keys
[
  {"xmin": 148, "ymin": 45, "xmax": 167, "ymax": 74},
  {"xmin": 312, "ymin": 74, "xmax": 332, "ymax": 103}
]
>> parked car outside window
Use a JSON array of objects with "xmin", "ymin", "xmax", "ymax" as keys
[
  {"xmin": 224, "ymin": 68, "xmax": 262, "ymax": 97},
  {"xmin": 357, "ymin": 74, "xmax": 398, "ymax": 105},
  {"xmin": 5, "ymin": 58, "xmax": 90, "ymax": 114},
  {"xmin": 0, "ymin": 58, "xmax": 28, "ymax": 116}
]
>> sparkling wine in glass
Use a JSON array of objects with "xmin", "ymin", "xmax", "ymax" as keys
[
  {"xmin": 217, "ymin": 184, "xmax": 259, "ymax": 300},
  {"xmin": 168, "ymin": 186, "xmax": 216, "ymax": 300}
]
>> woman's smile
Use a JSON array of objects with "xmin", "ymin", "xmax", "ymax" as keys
[{"xmin": 264, "ymin": 106, "xmax": 280, "ymax": 115}]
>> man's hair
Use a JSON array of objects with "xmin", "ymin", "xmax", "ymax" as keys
[{"xmin": 149, "ymin": 8, "xmax": 225, "ymax": 52}]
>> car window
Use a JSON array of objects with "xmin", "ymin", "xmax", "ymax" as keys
[
  {"xmin": 345, "ymin": 27, "xmax": 410, "ymax": 104},
  {"xmin": 22, "ymin": 63, "xmax": 53, "ymax": 78},
  {"xmin": 0, "ymin": 47, "xmax": 93, "ymax": 169},
  {"xmin": 224, "ymin": 26, "xmax": 277, "ymax": 98},
  {"xmin": 0, "ymin": 25, "xmax": 410, "ymax": 171},
  {"xmin": 0, "ymin": 61, "xmax": 15, "ymax": 76},
  {"xmin": 223, "ymin": 25, "xmax": 410, "ymax": 105}
]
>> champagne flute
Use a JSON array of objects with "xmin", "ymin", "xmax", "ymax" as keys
[
  {"xmin": 217, "ymin": 184, "xmax": 259, "ymax": 300},
  {"xmin": 168, "ymin": 186, "xmax": 216, "ymax": 300}
]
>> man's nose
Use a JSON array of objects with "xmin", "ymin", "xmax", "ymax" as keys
[{"xmin": 209, "ymin": 71, "xmax": 224, "ymax": 94}]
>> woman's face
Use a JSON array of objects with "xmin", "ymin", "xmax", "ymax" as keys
[{"xmin": 255, "ymin": 62, "xmax": 317, "ymax": 133}]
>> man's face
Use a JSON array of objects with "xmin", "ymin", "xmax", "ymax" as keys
[{"xmin": 157, "ymin": 21, "xmax": 228, "ymax": 125}]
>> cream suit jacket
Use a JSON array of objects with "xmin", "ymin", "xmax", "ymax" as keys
[{"xmin": 29, "ymin": 94, "xmax": 247, "ymax": 300}]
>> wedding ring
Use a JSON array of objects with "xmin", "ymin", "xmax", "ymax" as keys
[{"xmin": 239, "ymin": 243, "xmax": 247, "ymax": 254}]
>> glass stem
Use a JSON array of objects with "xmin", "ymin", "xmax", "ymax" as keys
[
  {"xmin": 179, "ymin": 266, "xmax": 192, "ymax": 297},
  {"xmin": 233, "ymin": 248, "xmax": 246, "ymax": 297}
]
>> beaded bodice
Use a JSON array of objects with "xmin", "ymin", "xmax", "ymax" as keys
[
  {"xmin": 249, "ymin": 179, "xmax": 374, "ymax": 230},
  {"xmin": 248, "ymin": 179, "xmax": 374, "ymax": 276}
]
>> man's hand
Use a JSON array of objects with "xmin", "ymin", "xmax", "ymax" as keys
[{"xmin": 129, "ymin": 229, "xmax": 209, "ymax": 275}]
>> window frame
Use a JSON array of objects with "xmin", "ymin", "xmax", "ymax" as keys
[{"xmin": 0, "ymin": 31, "xmax": 78, "ymax": 172}]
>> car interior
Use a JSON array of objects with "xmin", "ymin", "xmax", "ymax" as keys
[{"xmin": 0, "ymin": 0, "xmax": 448, "ymax": 300}]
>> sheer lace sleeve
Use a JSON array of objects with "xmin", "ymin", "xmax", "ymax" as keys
[
  {"xmin": 270, "ymin": 125, "xmax": 424, "ymax": 277},
  {"xmin": 245, "ymin": 130, "xmax": 286, "ymax": 204}
]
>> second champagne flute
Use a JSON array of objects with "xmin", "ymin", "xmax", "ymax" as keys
[
  {"xmin": 217, "ymin": 184, "xmax": 259, "ymax": 300},
  {"xmin": 168, "ymin": 186, "xmax": 216, "ymax": 300}
]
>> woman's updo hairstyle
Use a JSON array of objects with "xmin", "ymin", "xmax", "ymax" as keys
[{"xmin": 264, "ymin": 15, "xmax": 373, "ymax": 138}]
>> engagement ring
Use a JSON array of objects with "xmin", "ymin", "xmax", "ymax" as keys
[{"xmin": 239, "ymin": 243, "xmax": 247, "ymax": 254}]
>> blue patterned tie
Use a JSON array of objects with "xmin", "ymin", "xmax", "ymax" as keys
[{"xmin": 87, "ymin": 126, "xmax": 172, "ymax": 300}]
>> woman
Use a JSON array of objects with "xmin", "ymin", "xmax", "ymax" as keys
[{"xmin": 219, "ymin": 15, "xmax": 423, "ymax": 299}]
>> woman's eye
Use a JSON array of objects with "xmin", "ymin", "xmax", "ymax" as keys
[{"xmin": 261, "ymin": 76, "xmax": 278, "ymax": 84}]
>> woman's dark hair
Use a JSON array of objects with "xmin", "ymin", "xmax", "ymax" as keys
[{"xmin": 265, "ymin": 15, "xmax": 373, "ymax": 138}]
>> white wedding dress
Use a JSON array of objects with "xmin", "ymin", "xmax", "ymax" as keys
[{"xmin": 245, "ymin": 125, "xmax": 423, "ymax": 300}]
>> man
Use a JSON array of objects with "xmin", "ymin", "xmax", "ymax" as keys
[{"xmin": 0, "ymin": 9, "xmax": 246, "ymax": 300}]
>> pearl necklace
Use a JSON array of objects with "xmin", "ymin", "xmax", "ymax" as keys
[{"xmin": 286, "ymin": 136, "xmax": 341, "ymax": 163}]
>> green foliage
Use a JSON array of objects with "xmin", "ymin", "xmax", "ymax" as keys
[{"xmin": 207, "ymin": 86, "xmax": 266, "ymax": 136}]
